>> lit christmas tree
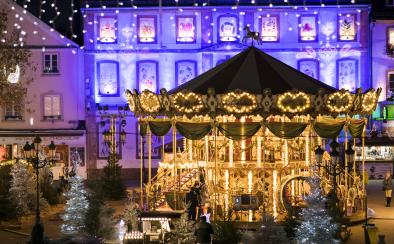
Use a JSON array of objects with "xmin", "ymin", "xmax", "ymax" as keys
[
  {"xmin": 295, "ymin": 174, "xmax": 339, "ymax": 244},
  {"xmin": 9, "ymin": 160, "xmax": 48, "ymax": 216},
  {"xmin": 61, "ymin": 151, "xmax": 89, "ymax": 236}
]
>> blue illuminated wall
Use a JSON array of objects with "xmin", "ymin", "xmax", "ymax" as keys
[{"xmin": 83, "ymin": 5, "xmax": 371, "ymax": 169}]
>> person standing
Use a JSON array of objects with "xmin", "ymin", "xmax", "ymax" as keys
[
  {"xmin": 383, "ymin": 171, "xmax": 392, "ymax": 207},
  {"xmin": 186, "ymin": 181, "xmax": 201, "ymax": 221},
  {"xmin": 194, "ymin": 216, "xmax": 214, "ymax": 244}
]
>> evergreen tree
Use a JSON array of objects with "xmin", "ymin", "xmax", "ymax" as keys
[
  {"xmin": 102, "ymin": 153, "xmax": 126, "ymax": 200},
  {"xmin": 123, "ymin": 194, "xmax": 140, "ymax": 232},
  {"xmin": 61, "ymin": 174, "xmax": 89, "ymax": 236},
  {"xmin": 295, "ymin": 175, "xmax": 339, "ymax": 244},
  {"xmin": 0, "ymin": 164, "xmax": 16, "ymax": 220},
  {"xmin": 9, "ymin": 160, "xmax": 48, "ymax": 216},
  {"xmin": 167, "ymin": 210, "xmax": 196, "ymax": 244}
]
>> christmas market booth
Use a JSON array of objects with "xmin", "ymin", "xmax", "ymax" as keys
[{"xmin": 126, "ymin": 46, "xmax": 381, "ymax": 222}]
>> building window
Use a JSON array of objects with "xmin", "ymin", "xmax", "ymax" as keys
[
  {"xmin": 136, "ymin": 60, "xmax": 158, "ymax": 93},
  {"xmin": 337, "ymin": 58, "xmax": 358, "ymax": 91},
  {"xmin": 260, "ymin": 15, "xmax": 279, "ymax": 42},
  {"xmin": 176, "ymin": 16, "xmax": 196, "ymax": 43},
  {"xmin": 137, "ymin": 16, "xmax": 157, "ymax": 43},
  {"xmin": 298, "ymin": 59, "xmax": 319, "ymax": 80},
  {"xmin": 386, "ymin": 0, "xmax": 394, "ymax": 7},
  {"xmin": 175, "ymin": 60, "xmax": 197, "ymax": 86},
  {"xmin": 217, "ymin": 14, "xmax": 238, "ymax": 42},
  {"xmin": 98, "ymin": 16, "xmax": 117, "ymax": 43},
  {"xmin": 97, "ymin": 61, "xmax": 120, "ymax": 97},
  {"xmin": 298, "ymin": 15, "xmax": 318, "ymax": 42},
  {"xmin": 387, "ymin": 27, "xmax": 394, "ymax": 56},
  {"xmin": 4, "ymin": 103, "xmax": 22, "ymax": 120},
  {"xmin": 43, "ymin": 94, "xmax": 62, "ymax": 120},
  {"xmin": 388, "ymin": 71, "xmax": 394, "ymax": 96},
  {"xmin": 43, "ymin": 53, "xmax": 59, "ymax": 74},
  {"xmin": 338, "ymin": 14, "xmax": 357, "ymax": 41}
]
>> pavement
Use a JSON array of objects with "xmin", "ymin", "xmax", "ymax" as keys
[{"xmin": 347, "ymin": 180, "xmax": 394, "ymax": 244}]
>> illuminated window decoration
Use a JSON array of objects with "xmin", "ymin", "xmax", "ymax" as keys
[
  {"xmin": 6, "ymin": 65, "xmax": 20, "ymax": 84},
  {"xmin": 176, "ymin": 60, "xmax": 197, "ymax": 86},
  {"xmin": 137, "ymin": 16, "xmax": 157, "ymax": 43},
  {"xmin": 98, "ymin": 16, "xmax": 117, "ymax": 43},
  {"xmin": 326, "ymin": 91, "xmax": 354, "ymax": 114},
  {"xmin": 260, "ymin": 15, "xmax": 279, "ymax": 42},
  {"xmin": 299, "ymin": 15, "xmax": 318, "ymax": 42},
  {"xmin": 221, "ymin": 92, "xmax": 257, "ymax": 114},
  {"xmin": 337, "ymin": 58, "xmax": 358, "ymax": 91},
  {"xmin": 297, "ymin": 59, "xmax": 319, "ymax": 80},
  {"xmin": 338, "ymin": 14, "xmax": 356, "ymax": 41},
  {"xmin": 218, "ymin": 15, "xmax": 238, "ymax": 42},
  {"xmin": 172, "ymin": 91, "xmax": 204, "ymax": 113},
  {"xmin": 140, "ymin": 90, "xmax": 161, "ymax": 113},
  {"xmin": 176, "ymin": 16, "xmax": 196, "ymax": 43},
  {"xmin": 137, "ymin": 60, "xmax": 158, "ymax": 93},
  {"xmin": 277, "ymin": 91, "xmax": 311, "ymax": 113},
  {"xmin": 97, "ymin": 61, "xmax": 119, "ymax": 97}
]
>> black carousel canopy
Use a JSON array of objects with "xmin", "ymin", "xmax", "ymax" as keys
[{"xmin": 170, "ymin": 46, "xmax": 336, "ymax": 95}]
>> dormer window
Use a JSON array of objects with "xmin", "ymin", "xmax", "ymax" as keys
[{"xmin": 43, "ymin": 53, "xmax": 59, "ymax": 74}]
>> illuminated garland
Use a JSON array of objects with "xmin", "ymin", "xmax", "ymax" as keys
[
  {"xmin": 172, "ymin": 92, "xmax": 204, "ymax": 113},
  {"xmin": 326, "ymin": 91, "xmax": 354, "ymax": 113},
  {"xmin": 277, "ymin": 91, "xmax": 310, "ymax": 113},
  {"xmin": 361, "ymin": 91, "xmax": 377, "ymax": 113},
  {"xmin": 222, "ymin": 92, "xmax": 257, "ymax": 114},
  {"xmin": 140, "ymin": 91, "xmax": 161, "ymax": 113},
  {"xmin": 126, "ymin": 92, "xmax": 136, "ymax": 112}
]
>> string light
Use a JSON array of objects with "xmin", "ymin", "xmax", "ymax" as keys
[
  {"xmin": 326, "ymin": 91, "xmax": 354, "ymax": 113},
  {"xmin": 277, "ymin": 91, "xmax": 310, "ymax": 113},
  {"xmin": 361, "ymin": 90, "xmax": 378, "ymax": 113},
  {"xmin": 140, "ymin": 91, "xmax": 160, "ymax": 113},
  {"xmin": 172, "ymin": 92, "xmax": 204, "ymax": 114},
  {"xmin": 222, "ymin": 91, "xmax": 257, "ymax": 114}
]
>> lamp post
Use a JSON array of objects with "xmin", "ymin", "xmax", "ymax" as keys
[
  {"xmin": 345, "ymin": 145, "xmax": 355, "ymax": 186},
  {"xmin": 314, "ymin": 145, "xmax": 325, "ymax": 175},
  {"xmin": 329, "ymin": 140, "xmax": 340, "ymax": 204},
  {"xmin": 22, "ymin": 136, "xmax": 56, "ymax": 244}
]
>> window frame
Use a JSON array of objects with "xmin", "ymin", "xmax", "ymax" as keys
[
  {"xmin": 297, "ymin": 59, "xmax": 320, "ymax": 80},
  {"xmin": 42, "ymin": 53, "xmax": 59, "ymax": 74},
  {"xmin": 175, "ymin": 60, "xmax": 197, "ymax": 86},
  {"xmin": 41, "ymin": 92, "xmax": 63, "ymax": 121},
  {"xmin": 136, "ymin": 60, "xmax": 159, "ymax": 93},
  {"xmin": 336, "ymin": 58, "xmax": 359, "ymax": 91},
  {"xmin": 259, "ymin": 14, "xmax": 280, "ymax": 43},
  {"xmin": 137, "ymin": 15, "xmax": 158, "ymax": 44},
  {"xmin": 337, "ymin": 13, "xmax": 357, "ymax": 42},
  {"xmin": 175, "ymin": 15, "xmax": 197, "ymax": 44},
  {"xmin": 298, "ymin": 14, "xmax": 319, "ymax": 43},
  {"xmin": 97, "ymin": 15, "xmax": 118, "ymax": 44},
  {"xmin": 388, "ymin": 70, "xmax": 394, "ymax": 97},
  {"xmin": 97, "ymin": 60, "xmax": 120, "ymax": 97},
  {"xmin": 217, "ymin": 14, "xmax": 239, "ymax": 43},
  {"xmin": 4, "ymin": 103, "xmax": 23, "ymax": 121}
]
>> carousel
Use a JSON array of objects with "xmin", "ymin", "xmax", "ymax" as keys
[{"xmin": 126, "ymin": 46, "xmax": 381, "ymax": 222}]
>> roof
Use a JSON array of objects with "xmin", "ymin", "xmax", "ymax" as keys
[{"xmin": 170, "ymin": 46, "xmax": 336, "ymax": 95}]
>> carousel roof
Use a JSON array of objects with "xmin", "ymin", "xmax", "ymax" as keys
[{"xmin": 170, "ymin": 46, "xmax": 336, "ymax": 95}]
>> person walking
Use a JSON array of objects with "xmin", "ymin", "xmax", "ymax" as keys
[
  {"xmin": 383, "ymin": 171, "xmax": 392, "ymax": 207},
  {"xmin": 194, "ymin": 215, "xmax": 214, "ymax": 244}
]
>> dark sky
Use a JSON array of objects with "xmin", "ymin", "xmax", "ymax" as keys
[{"xmin": 14, "ymin": 0, "xmax": 381, "ymax": 46}]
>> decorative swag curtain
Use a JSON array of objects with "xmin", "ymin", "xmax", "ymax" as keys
[
  {"xmin": 175, "ymin": 122, "xmax": 212, "ymax": 140},
  {"xmin": 148, "ymin": 121, "xmax": 172, "ymax": 136},
  {"xmin": 313, "ymin": 118, "xmax": 346, "ymax": 139},
  {"xmin": 265, "ymin": 122, "xmax": 308, "ymax": 139},
  {"xmin": 347, "ymin": 119, "xmax": 365, "ymax": 138},
  {"xmin": 217, "ymin": 122, "xmax": 261, "ymax": 140}
]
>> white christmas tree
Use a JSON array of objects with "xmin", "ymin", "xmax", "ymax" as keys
[
  {"xmin": 9, "ymin": 160, "xmax": 48, "ymax": 216},
  {"xmin": 61, "ymin": 151, "xmax": 89, "ymax": 236},
  {"xmin": 295, "ymin": 173, "xmax": 339, "ymax": 244}
]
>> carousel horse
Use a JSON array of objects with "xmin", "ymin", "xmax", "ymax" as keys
[{"xmin": 242, "ymin": 26, "xmax": 263, "ymax": 45}]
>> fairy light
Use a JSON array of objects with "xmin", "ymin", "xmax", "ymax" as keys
[
  {"xmin": 257, "ymin": 136, "xmax": 262, "ymax": 168},
  {"xmin": 273, "ymin": 170, "xmax": 278, "ymax": 218},
  {"xmin": 225, "ymin": 170, "xmax": 229, "ymax": 215},
  {"xmin": 361, "ymin": 90, "xmax": 378, "ymax": 113},
  {"xmin": 222, "ymin": 92, "xmax": 257, "ymax": 114},
  {"xmin": 277, "ymin": 91, "xmax": 310, "ymax": 113},
  {"xmin": 229, "ymin": 139, "xmax": 234, "ymax": 167},
  {"xmin": 188, "ymin": 139, "xmax": 193, "ymax": 161},
  {"xmin": 240, "ymin": 117, "xmax": 246, "ymax": 162},
  {"xmin": 326, "ymin": 91, "xmax": 354, "ymax": 113},
  {"xmin": 291, "ymin": 169, "xmax": 295, "ymax": 204},
  {"xmin": 139, "ymin": 91, "xmax": 160, "ymax": 113},
  {"xmin": 172, "ymin": 92, "xmax": 204, "ymax": 114},
  {"xmin": 248, "ymin": 170, "xmax": 253, "ymax": 222},
  {"xmin": 305, "ymin": 132, "xmax": 310, "ymax": 166},
  {"xmin": 284, "ymin": 140, "xmax": 289, "ymax": 166}
]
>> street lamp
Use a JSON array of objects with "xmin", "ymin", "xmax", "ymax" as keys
[
  {"xmin": 314, "ymin": 145, "xmax": 325, "ymax": 166},
  {"xmin": 21, "ymin": 136, "xmax": 56, "ymax": 244},
  {"xmin": 345, "ymin": 144, "xmax": 355, "ymax": 177}
]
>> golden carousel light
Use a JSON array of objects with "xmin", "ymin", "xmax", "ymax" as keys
[
  {"xmin": 126, "ymin": 92, "xmax": 136, "ymax": 112},
  {"xmin": 229, "ymin": 139, "xmax": 234, "ymax": 167},
  {"xmin": 361, "ymin": 90, "xmax": 378, "ymax": 113},
  {"xmin": 172, "ymin": 92, "xmax": 204, "ymax": 113},
  {"xmin": 257, "ymin": 137, "xmax": 262, "ymax": 168},
  {"xmin": 124, "ymin": 231, "xmax": 144, "ymax": 240},
  {"xmin": 326, "ymin": 91, "xmax": 354, "ymax": 113},
  {"xmin": 277, "ymin": 91, "xmax": 311, "ymax": 113},
  {"xmin": 140, "ymin": 91, "xmax": 161, "ymax": 113},
  {"xmin": 221, "ymin": 91, "xmax": 257, "ymax": 114}
]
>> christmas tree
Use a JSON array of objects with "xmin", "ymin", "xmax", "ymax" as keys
[
  {"xmin": 61, "ymin": 151, "xmax": 89, "ymax": 236},
  {"xmin": 295, "ymin": 174, "xmax": 339, "ymax": 244},
  {"xmin": 123, "ymin": 193, "xmax": 140, "ymax": 232},
  {"xmin": 167, "ymin": 208, "xmax": 196, "ymax": 244},
  {"xmin": 9, "ymin": 160, "xmax": 48, "ymax": 216}
]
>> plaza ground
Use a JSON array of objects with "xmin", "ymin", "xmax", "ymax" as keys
[{"xmin": 2, "ymin": 180, "xmax": 394, "ymax": 243}]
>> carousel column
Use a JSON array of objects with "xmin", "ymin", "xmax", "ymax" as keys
[
  {"xmin": 344, "ymin": 122, "xmax": 349, "ymax": 190},
  {"xmin": 362, "ymin": 118, "xmax": 367, "ymax": 225},
  {"xmin": 172, "ymin": 121, "xmax": 177, "ymax": 208},
  {"xmin": 248, "ymin": 170, "xmax": 253, "ymax": 221},
  {"xmin": 139, "ymin": 124, "xmax": 144, "ymax": 209},
  {"xmin": 229, "ymin": 139, "xmax": 234, "ymax": 168},
  {"xmin": 214, "ymin": 125, "xmax": 218, "ymax": 221}
]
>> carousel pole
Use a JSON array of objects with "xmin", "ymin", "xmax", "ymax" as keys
[
  {"xmin": 261, "ymin": 123, "xmax": 266, "ymax": 215},
  {"xmin": 172, "ymin": 120, "xmax": 177, "ymax": 209},
  {"xmin": 362, "ymin": 118, "xmax": 367, "ymax": 225},
  {"xmin": 139, "ymin": 124, "xmax": 143, "ymax": 209},
  {"xmin": 148, "ymin": 128, "xmax": 152, "ymax": 209},
  {"xmin": 214, "ymin": 124, "xmax": 218, "ymax": 221},
  {"xmin": 344, "ymin": 120, "xmax": 349, "ymax": 190}
]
